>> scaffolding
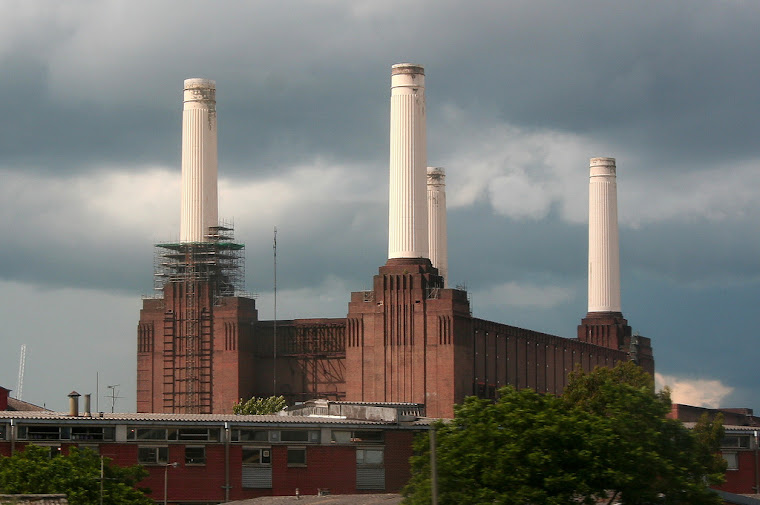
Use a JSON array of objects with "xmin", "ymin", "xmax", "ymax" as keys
[
  {"xmin": 154, "ymin": 224, "xmax": 245, "ymax": 301},
  {"xmin": 154, "ymin": 224, "xmax": 245, "ymax": 414},
  {"xmin": 276, "ymin": 322, "xmax": 346, "ymax": 402}
]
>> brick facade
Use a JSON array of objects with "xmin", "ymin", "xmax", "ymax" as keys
[
  {"xmin": 0, "ymin": 413, "xmax": 419, "ymax": 503},
  {"xmin": 138, "ymin": 257, "xmax": 654, "ymax": 417}
]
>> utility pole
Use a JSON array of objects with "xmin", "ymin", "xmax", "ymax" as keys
[{"xmin": 430, "ymin": 427, "xmax": 438, "ymax": 505}]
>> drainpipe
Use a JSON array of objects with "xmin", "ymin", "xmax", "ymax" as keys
[
  {"xmin": 754, "ymin": 430, "xmax": 758, "ymax": 494},
  {"xmin": 10, "ymin": 419, "xmax": 15, "ymax": 456},
  {"xmin": 224, "ymin": 422, "xmax": 231, "ymax": 502},
  {"xmin": 430, "ymin": 427, "xmax": 438, "ymax": 505}
]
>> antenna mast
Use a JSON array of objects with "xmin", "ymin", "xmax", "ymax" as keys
[
  {"xmin": 273, "ymin": 226, "xmax": 277, "ymax": 396},
  {"xmin": 16, "ymin": 344, "xmax": 26, "ymax": 400},
  {"xmin": 106, "ymin": 384, "xmax": 122, "ymax": 413}
]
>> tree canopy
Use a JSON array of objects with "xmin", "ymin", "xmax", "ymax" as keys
[
  {"xmin": 403, "ymin": 362, "xmax": 726, "ymax": 505},
  {"xmin": 0, "ymin": 445, "xmax": 153, "ymax": 505},
  {"xmin": 233, "ymin": 395, "xmax": 287, "ymax": 415}
]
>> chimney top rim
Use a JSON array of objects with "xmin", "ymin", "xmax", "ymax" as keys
[
  {"xmin": 392, "ymin": 63, "xmax": 425, "ymax": 75},
  {"xmin": 184, "ymin": 78, "xmax": 216, "ymax": 90}
]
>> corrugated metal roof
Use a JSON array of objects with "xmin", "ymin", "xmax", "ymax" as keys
[
  {"xmin": 683, "ymin": 422, "xmax": 760, "ymax": 432},
  {"xmin": 0, "ymin": 411, "xmax": 424, "ymax": 428}
]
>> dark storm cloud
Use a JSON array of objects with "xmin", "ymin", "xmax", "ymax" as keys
[{"xmin": 3, "ymin": 1, "xmax": 759, "ymax": 177}]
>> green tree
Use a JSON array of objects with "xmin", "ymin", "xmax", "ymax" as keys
[
  {"xmin": 563, "ymin": 362, "xmax": 726, "ymax": 504},
  {"xmin": 233, "ymin": 395, "xmax": 287, "ymax": 415},
  {"xmin": 403, "ymin": 362, "xmax": 726, "ymax": 505},
  {"xmin": 0, "ymin": 445, "xmax": 153, "ymax": 505}
]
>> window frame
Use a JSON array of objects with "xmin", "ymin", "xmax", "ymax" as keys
[
  {"xmin": 286, "ymin": 447, "xmax": 307, "ymax": 467},
  {"xmin": 722, "ymin": 451, "xmax": 739, "ymax": 471},
  {"xmin": 356, "ymin": 447, "xmax": 384, "ymax": 467},
  {"xmin": 331, "ymin": 430, "xmax": 383, "ymax": 444},
  {"xmin": 137, "ymin": 446, "xmax": 169, "ymax": 465},
  {"xmin": 721, "ymin": 435, "xmax": 751, "ymax": 449},
  {"xmin": 185, "ymin": 445, "xmax": 207, "ymax": 465},
  {"xmin": 242, "ymin": 447, "xmax": 272, "ymax": 466}
]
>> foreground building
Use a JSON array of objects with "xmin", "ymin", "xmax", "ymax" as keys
[
  {"xmin": 137, "ymin": 65, "xmax": 654, "ymax": 418},
  {"xmin": 2, "ymin": 394, "xmax": 755, "ymax": 503},
  {"xmin": 0, "ymin": 399, "xmax": 424, "ymax": 503},
  {"xmin": 671, "ymin": 404, "xmax": 760, "ymax": 496}
]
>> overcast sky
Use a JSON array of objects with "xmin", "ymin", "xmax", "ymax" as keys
[{"xmin": 1, "ymin": 0, "xmax": 759, "ymax": 412}]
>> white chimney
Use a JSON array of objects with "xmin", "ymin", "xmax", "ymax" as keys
[
  {"xmin": 588, "ymin": 157, "xmax": 621, "ymax": 313},
  {"xmin": 180, "ymin": 78, "xmax": 218, "ymax": 243},
  {"xmin": 427, "ymin": 167, "xmax": 448, "ymax": 286},
  {"xmin": 388, "ymin": 64, "xmax": 428, "ymax": 259}
]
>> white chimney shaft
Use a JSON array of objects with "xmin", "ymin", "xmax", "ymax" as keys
[
  {"xmin": 588, "ymin": 157, "xmax": 621, "ymax": 313},
  {"xmin": 180, "ymin": 78, "xmax": 218, "ymax": 243},
  {"xmin": 427, "ymin": 167, "xmax": 448, "ymax": 286},
  {"xmin": 388, "ymin": 63, "xmax": 428, "ymax": 259}
]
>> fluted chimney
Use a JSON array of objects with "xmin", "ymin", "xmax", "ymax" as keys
[
  {"xmin": 587, "ymin": 157, "xmax": 621, "ymax": 314},
  {"xmin": 388, "ymin": 64, "xmax": 428, "ymax": 260},
  {"xmin": 180, "ymin": 78, "xmax": 218, "ymax": 243},
  {"xmin": 427, "ymin": 167, "xmax": 448, "ymax": 286}
]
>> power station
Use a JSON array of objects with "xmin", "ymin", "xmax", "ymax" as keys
[{"xmin": 137, "ymin": 64, "xmax": 654, "ymax": 418}]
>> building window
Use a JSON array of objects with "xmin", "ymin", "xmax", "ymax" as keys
[
  {"xmin": 138, "ymin": 446, "xmax": 168, "ymax": 465},
  {"xmin": 723, "ymin": 452, "xmax": 739, "ymax": 470},
  {"xmin": 32, "ymin": 445, "xmax": 62, "ymax": 458},
  {"xmin": 281, "ymin": 430, "xmax": 309, "ymax": 442},
  {"xmin": 0, "ymin": 424, "xmax": 6, "ymax": 440},
  {"xmin": 78, "ymin": 445, "xmax": 100, "ymax": 455},
  {"xmin": 170, "ymin": 428, "xmax": 220, "ymax": 442},
  {"xmin": 128, "ymin": 427, "xmax": 219, "ymax": 442},
  {"xmin": 356, "ymin": 448, "xmax": 385, "ymax": 490},
  {"xmin": 721, "ymin": 436, "xmax": 751, "ymax": 449},
  {"xmin": 234, "ymin": 429, "xmax": 269, "ymax": 442},
  {"xmin": 242, "ymin": 448, "xmax": 271, "ymax": 466},
  {"xmin": 71, "ymin": 427, "xmax": 115, "ymax": 441},
  {"xmin": 287, "ymin": 447, "xmax": 307, "ymax": 466},
  {"xmin": 279, "ymin": 430, "xmax": 319, "ymax": 443},
  {"xmin": 332, "ymin": 430, "xmax": 384, "ymax": 443},
  {"xmin": 17, "ymin": 425, "xmax": 71, "ymax": 441},
  {"xmin": 129, "ymin": 428, "xmax": 167, "ymax": 441},
  {"xmin": 356, "ymin": 448, "xmax": 384, "ymax": 465},
  {"xmin": 185, "ymin": 446, "xmax": 206, "ymax": 465},
  {"xmin": 242, "ymin": 447, "xmax": 272, "ymax": 489}
]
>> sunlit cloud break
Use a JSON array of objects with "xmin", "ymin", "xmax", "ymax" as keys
[{"xmin": 655, "ymin": 373, "xmax": 734, "ymax": 409}]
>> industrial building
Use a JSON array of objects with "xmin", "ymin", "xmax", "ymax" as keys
[
  {"xmin": 3, "ymin": 390, "xmax": 759, "ymax": 501},
  {"xmin": 0, "ymin": 395, "xmax": 423, "ymax": 503},
  {"xmin": 136, "ymin": 64, "xmax": 654, "ymax": 419}
]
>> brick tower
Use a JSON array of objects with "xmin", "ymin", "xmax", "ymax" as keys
[{"xmin": 137, "ymin": 79, "xmax": 259, "ymax": 413}]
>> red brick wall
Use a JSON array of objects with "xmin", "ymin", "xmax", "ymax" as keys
[
  {"xmin": 0, "ymin": 387, "xmax": 9, "ymax": 411},
  {"xmin": 271, "ymin": 445, "xmax": 357, "ymax": 496},
  {"xmin": 716, "ymin": 450, "xmax": 759, "ymax": 494},
  {"xmin": 385, "ymin": 431, "xmax": 414, "ymax": 492},
  {"xmin": 472, "ymin": 318, "xmax": 628, "ymax": 398},
  {"xmin": 345, "ymin": 258, "xmax": 471, "ymax": 418}
]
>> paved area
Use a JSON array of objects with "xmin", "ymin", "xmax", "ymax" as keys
[{"xmin": 224, "ymin": 494, "xmax": 403, "ymax": 505}]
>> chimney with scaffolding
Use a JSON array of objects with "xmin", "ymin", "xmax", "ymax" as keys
[{"xmin": 137, "ymin": 79, "xmax": 257, "ymax": 415}]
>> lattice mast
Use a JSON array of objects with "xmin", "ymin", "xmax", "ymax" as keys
[{"xmin": 16, "ymin": 344, "xmax": 26, "ymax": 400}]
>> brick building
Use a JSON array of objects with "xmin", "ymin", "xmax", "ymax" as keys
[
  {"xmin": 671, "ymin": 404, "xmax": 760, "ymax": 496},
  {"xmin": 0, "ymin": 401, "xmax": 424, "ymax": 504},
  {"xmin": 137, "ymin": 66, "xmax": 654, "ymax": 419}
]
